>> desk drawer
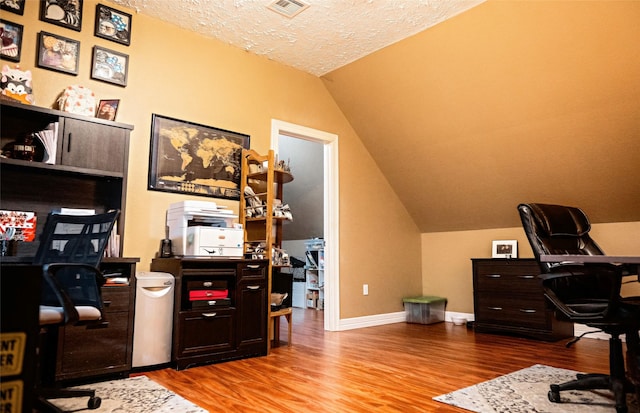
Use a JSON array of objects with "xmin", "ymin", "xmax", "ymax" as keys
[{"xmin": 102, "ymin": 287, "xmax": 130, "ymax": 313}]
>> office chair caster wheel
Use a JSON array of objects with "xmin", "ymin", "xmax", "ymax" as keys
[
  {"xmin": 88, "ymin": 396, "xmax": 101, "ymax": 409},
  {"xmin": 548, "ymin": 385, "xmax": 561, "ymax": 403}
]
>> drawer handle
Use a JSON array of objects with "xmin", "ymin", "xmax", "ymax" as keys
[
  {"xmin": 485, "ymin": 274, "xmax": 501, "ymax": 278},
  {"xmin": 519, "ymin": 309, "xmax": 537, "ymax": 313},
  {"xmin": 247, "ymin": 285, "xmax": 260, "ymax": 290},
  {"xmin": 103, "ymin": 300, "xmax": 112, "ymax": 307},
  {"xmin": 87, "ymin": 321, "xmax": 110, "ymax": 329},
  {"xmin": 203, "ymin": 281, "xmax": 213, "ymax": 287},
  {"xmin": 247, "ymin": 265, "xmax": 260, "ymax": 269},
  {"xmin": 487, "ymin": 306, "xmax": 503, "ymax": 311},
  {"xmin": 202, "ymin": 312, "xmax": 217, "ymax": 318},
  {"xmin": 518, "ymin": 275, "xmax": 535, "ymax": 279}
]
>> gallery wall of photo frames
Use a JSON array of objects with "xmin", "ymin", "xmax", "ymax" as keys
[{"xmin": 1, "ymin": 0, "xmax": 132, "ymax": 90}]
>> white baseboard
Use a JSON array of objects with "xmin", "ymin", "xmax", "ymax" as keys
[
  {"xmin": 336, "ymin": 311, "xmax": 618, "ymax": 343},
  {"xmin": 338, "ymin": 311, "xmax": 406, "ymax": 331},
  {"xmin": 337, "ymin": 311, "xmax": 476, "ymax": 331}
]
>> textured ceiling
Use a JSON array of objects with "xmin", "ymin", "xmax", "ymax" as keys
[{"xmin": 111, "ymin": 0, "xmax": 485, "ymax": 76}]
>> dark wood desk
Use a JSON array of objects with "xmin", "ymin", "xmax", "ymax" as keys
[
  {"xmin": 540, "ymin": 255, "xmax": 640, "ymax": 265},
  {"xmin": 540, "ymin": 255, "xmax": 640, "ymax": 282}
]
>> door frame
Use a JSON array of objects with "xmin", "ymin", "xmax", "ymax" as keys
[{"xmin": 271, "ymin": 119, "xmax": 340, "ymax": 331}]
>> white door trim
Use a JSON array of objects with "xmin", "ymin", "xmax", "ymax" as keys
[{"xmin": 271, "ymin": 119, "xmax": 340, "ymax": 331}]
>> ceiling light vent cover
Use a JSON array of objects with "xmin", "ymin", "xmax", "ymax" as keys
[{"xmin": 268, "ymin": 0, "xmax": 310, "ymax": 18}]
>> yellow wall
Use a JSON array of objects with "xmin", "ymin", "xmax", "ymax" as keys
[
  {"xmin": 6, "ymin": 0, "xmax": 421, "ymax": 319},
  {"xmin": 422, "ymin": 222, "xmax": 640, "ymax": 313}
]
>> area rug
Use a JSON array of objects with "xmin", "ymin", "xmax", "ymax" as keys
[
  {"xmin": 49, "ymin": 375, "xmax": 207, "ymax": 412},
  {"xmin": 434, "ymin": 364, "xmax": 639, "ymax": 413}
]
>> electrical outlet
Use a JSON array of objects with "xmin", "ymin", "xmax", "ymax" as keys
[{"xmin": 363, "ymin": 284, "xmax": 369, "ymax": 295}]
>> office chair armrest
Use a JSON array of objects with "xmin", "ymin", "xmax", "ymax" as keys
[
  {"xmin": 42, "ymin": 263, "xmax": 105, "ymax": 325},
  {"xmin": 540, "ymin": 264, "xmax": 625, "ymax": 319}
]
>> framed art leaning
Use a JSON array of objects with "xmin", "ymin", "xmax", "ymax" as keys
[{"xmin": 148, "ymin": 114, "xmax": 250, "ymax": 200}]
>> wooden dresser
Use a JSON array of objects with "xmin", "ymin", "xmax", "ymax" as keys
[{"xmin": 472, "ymin": 258, "xmax": 573, "ymax": 341}]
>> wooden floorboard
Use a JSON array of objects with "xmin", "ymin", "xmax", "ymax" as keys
[{"xmin": 142, "ymin": 308, "xmax": 611, "ymax": 412}]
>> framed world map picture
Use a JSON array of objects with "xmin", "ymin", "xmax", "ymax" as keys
[{"xmin": 148, "ymin": 114, "xmax": 250, "ymax": 200}]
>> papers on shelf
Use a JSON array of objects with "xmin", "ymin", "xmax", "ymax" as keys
[{"xmin": 34, "ymin": 122, "xmax": 58, "ymax": 164}]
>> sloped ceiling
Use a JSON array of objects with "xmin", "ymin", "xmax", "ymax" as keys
[
  {"xmin": 112, "ymin": 0, "xmax": 640, "ymax": 233},
  {"xmin": 322, "ymin": 1, "xmax": 640, "ymax": 232}
]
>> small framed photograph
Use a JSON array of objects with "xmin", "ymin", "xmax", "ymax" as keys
[
  {"xmin": 1, "ymin": 0, "xmax": 26, "ymax": 16},
  {"xmin": 1, "ymin": 19, "xmax": 23, "ymax": 62},
  {"xmin": 39, "ymin": 0, "xmax": 83, "ymax": 32},
  {"xmin": 95, "ymin": 3, "xmax": 131, "ymax": 46},
  {"xmin": 492, "ymin": 240, "xmax": 518, "ymax": 259},
  {"xmin": 91, "ymin": 46, "xmax": 128, "ymax": 87},
  {"xmin": 96, "ymin": 99, "xmax": 119, "ymax": 121},
  {"xmin": 36, "ymin": 31, "xmax": 80, "ymax": 75}
]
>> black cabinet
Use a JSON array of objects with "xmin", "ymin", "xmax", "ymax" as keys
[
  {"xmin": 472, "ymin": 258, "xmax": 574, "ymax": 341},
  {"xmin": 0, "ymin": 100, "xmax": 133, "ymax": 257},
  {"xmin": 59, "ymin": 118, "xmax": 128, "ymax": 173},
  {"xmin": 150, "ymin": 258, "xmax": 268, "ymax": 370}
]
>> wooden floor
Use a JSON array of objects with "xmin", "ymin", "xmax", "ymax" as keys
[{"xmin": 143, "ymin": 308, "xmax": 612, "ymax": 412}]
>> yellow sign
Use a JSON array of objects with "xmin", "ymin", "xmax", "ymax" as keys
[
  {"xmin": 0, "ymin": 380, "xmax": 23, "ymax": 413},
  {"xmin": 0, "ymin": 332, "xmax": 26, "ymax": 377}
]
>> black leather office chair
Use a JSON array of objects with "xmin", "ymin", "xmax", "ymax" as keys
[
  {"xmin": 518, "ymin": 203, "xmax": 640, "ymax": 413},
  {"xmin": 34, "ymin": 210, "xmax": 119, "ymax": 413}
]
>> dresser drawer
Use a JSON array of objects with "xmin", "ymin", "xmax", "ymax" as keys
[
  {"xmin": 475, "ymin": 294, "xmax": 548, "ymax": 329},
  {"xmin": 474, "ymin": 260, "xmax": 541, "ymax": 293}
]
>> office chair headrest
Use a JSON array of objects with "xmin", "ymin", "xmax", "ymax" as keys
[{"xmin": 526, "ymin": 203, "xmax": 591, "ymax": 237}]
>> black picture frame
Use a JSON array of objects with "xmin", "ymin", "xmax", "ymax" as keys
[
  {"xmin": 36, "ymin": 31, "xmax": 80, "ymax": 75},
  {"xmin": 1, "ymin": 0, "xmax": 26, "ymax": 15},
  {"xmin": 94, "ymin": 3, "xmax": 131, "ymax": 46},
  {"xmin": 91, "ymin": 46, "xmax": 128, "ymax": 87},
  {"xmin": 1, "ymin": 19, "xmax": 24, "ymax": 62},
  {"xmin": 96, "ymin": 99, "xmax": 119, "ymax": 121},
  {"xmin": 148, "ymin": 114, "xmax": 250, "ymax": 200},
  {"xmin": 39, "ymin": 0, "xmax": 83, "ymax": 32}
]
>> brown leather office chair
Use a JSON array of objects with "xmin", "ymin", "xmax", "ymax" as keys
[
  {"xmin": 34, "ymin": 210, "xmax": 119, "ymax": 413},
  {"xmin": 518, "ymin": 203, "xmax": 639, "ymax": 413}
]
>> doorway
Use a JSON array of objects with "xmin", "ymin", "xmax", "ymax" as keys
[{"xmin": 270, "ymin": 120, "xmax": 339, "ymax": 331}]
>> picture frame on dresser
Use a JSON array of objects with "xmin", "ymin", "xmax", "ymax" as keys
[
  {"xmin": 36, "ymin": 31, "xmax": 80, "ymax": 75},
  {"xmin": 39, "ymin": 0, "xmax": 84, "ymax": 32},
  {"xmin": 147, "ymin": 114, "xmax": 250, "ymax": 201},
  {"xmin": 492, "ymin": 239, "xmax": 517, "ymax": 258}
]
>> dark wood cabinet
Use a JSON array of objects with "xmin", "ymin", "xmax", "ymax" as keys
[
  {"xmin": 55, "ymin": 258, "xmax": 138, "ymax": 383},
  {"xmin": 59, "ymin": 118, "xmax": 128, "ymax": 173},
  {"xmin": 472, "ymin": 258, "xmax": 574, "ymax": 341},
  {"xmin": 150, "ymin": 258, "xmax": 268, "ymax": 370},
  {"xmin": 1, "ymin": 100, "xmax": 139, "ymax": 382},
  {"xmin": 0, "ymin": 100, "xmax": 133, "ymax": 257}
]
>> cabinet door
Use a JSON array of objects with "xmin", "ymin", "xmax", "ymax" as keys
[
  {"xmin": 61, "ymin": 118, "xmax": 127, "ymax": 173},
  {"xmin": 237, "ymin": 262, "xmax": 268, "ymax": 354}
]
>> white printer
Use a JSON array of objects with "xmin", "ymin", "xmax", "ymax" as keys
[{"xmin": 166, "ymin": 200, "xmax": 244, "ymax": 257}]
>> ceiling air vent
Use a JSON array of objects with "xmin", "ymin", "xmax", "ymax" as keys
[{"xmin": 267, "ymin": 0, "xmax": 310, "ymax": 18}]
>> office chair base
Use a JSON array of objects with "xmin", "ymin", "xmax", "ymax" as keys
[
  {"xmin": 36, "ymin": 388, "xmax": 101, "ymax": 412},
  {"xmin": 548, "ymin": 374, "xmax": 635, "ymax": 413}
]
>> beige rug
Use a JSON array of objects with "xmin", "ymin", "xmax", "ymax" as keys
[
  {"xmin": 49, "ymin": 375, "xmax": 207, "ymax": 412},
  {"xmin": 434, "ymin": 364, "xmax": 639, "ymax": 413}
]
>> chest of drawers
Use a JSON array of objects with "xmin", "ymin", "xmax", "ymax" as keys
[{"xmin": 472, "ymin": 258, "xmax": 573, "ymax": 341}]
